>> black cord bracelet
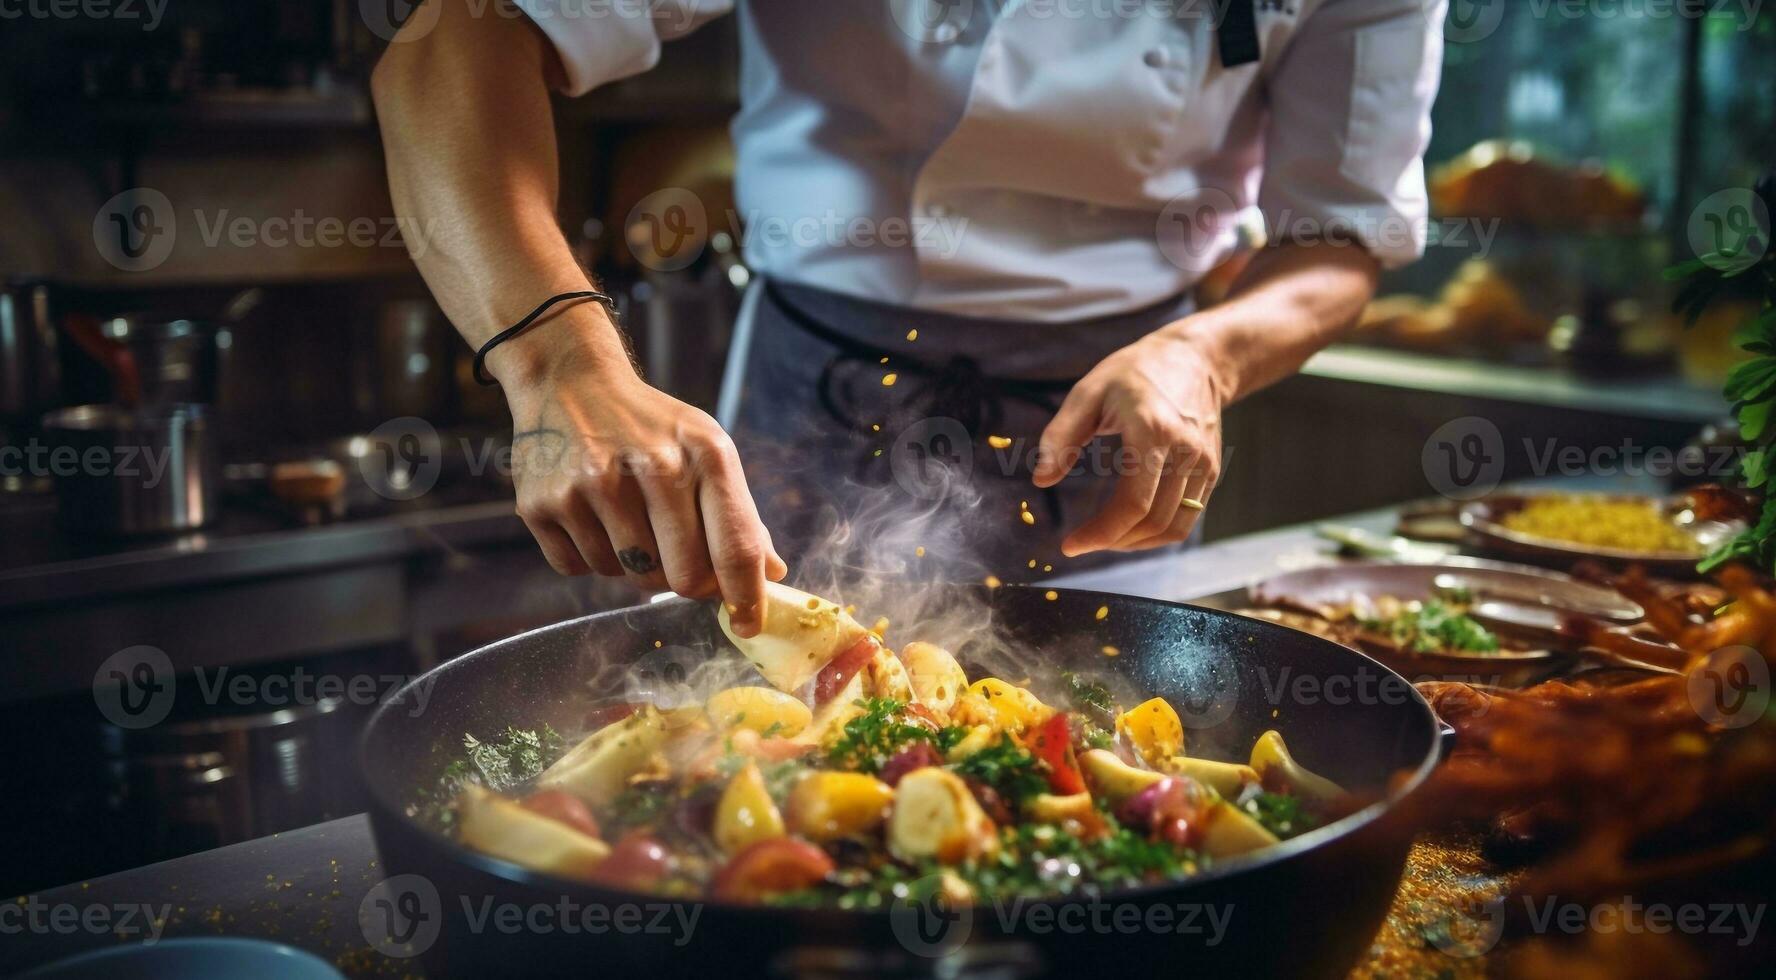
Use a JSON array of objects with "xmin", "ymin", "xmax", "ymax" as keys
[{"xmin": 472, "ymin": 289, "xmax": 616, "ymax": 386}]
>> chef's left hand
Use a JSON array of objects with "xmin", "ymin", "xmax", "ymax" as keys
[{"xmin": 1034, "ymin": 329, "xmax": 1230, "ymax": 555}]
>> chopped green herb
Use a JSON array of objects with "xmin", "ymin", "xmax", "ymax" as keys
[
  {"xmin": 1240, "ymin": 791, "xmax": 1321, "ymax": 839},
  {"xmin": 951, "ymin": 736, "xmax": 1047, "ymax": 803},
  {"xmin": 1061, "ymin": 670, "xmax": 1118, "ymax": 726},
  {"xmin": 1359, "ymin": 601, "xmax": 1499, "ymax": 654},
  {"xmin": 824, "ymin": 697, "xmax": 963, "ymax": 773}
]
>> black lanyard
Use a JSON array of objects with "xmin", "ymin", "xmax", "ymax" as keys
[{"xmin": 1217, "ymin": 0, "xmax": 1261, "ymax": 68}]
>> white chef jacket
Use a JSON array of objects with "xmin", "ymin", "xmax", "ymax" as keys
[{"xmin": 518, "ymin": 0, "xmax": 1445, "ymax": 322}]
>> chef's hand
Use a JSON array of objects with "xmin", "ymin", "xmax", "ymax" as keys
[
  {"xmin": 1033, "ymin": 330, "xmax": 1229, "ymax": 556},
  {"xmin": 490, "ymin": 315, "xmax": 787, "ymax": 637}
]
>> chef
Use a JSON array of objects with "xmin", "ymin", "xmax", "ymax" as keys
[{"xmin": 371, "ymin": 0, "xmax": 1445, "ymax": 637}]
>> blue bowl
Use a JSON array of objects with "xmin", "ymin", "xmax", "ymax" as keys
[{"xmin": 20, "ymin": 937, "xmax": 343, "ymax": 980}]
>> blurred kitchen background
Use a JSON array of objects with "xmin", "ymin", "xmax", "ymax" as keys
[{"xmin": 0, "ymin": 2, "xmax": 1770, "ymax": 894}]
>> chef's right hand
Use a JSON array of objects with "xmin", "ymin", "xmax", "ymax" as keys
[{"xmin": 487, "ymin": 309, "xmax": 787, "ymax": 637}]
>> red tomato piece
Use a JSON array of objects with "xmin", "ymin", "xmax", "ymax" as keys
[
  {"xmin": 1026, "ymin": 713, "xmax": 1087, "ymax": 795},
  {"xmin": 519, "ymin": 789, "xmax": 601, "ymax": 839},
  {"xmin": 591, "ymin": 832, "xmax": 673, "ymax": 891},
  {"xmin": 712, "ymin": 838, "xmax": 836, "ymax": 901}
]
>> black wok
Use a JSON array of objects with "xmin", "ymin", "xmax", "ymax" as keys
[{"xmin": 360, "ymin": 586, "xmax": 1447, "ymax": 979}]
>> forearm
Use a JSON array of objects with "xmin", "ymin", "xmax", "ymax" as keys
[
  {"xmin": 370, "ymin": 2, "xmax": 630, "ymax": 385},
  {"xmin": 1160, "ymin": 242, "xmax": 1380, "ymax": 405}
]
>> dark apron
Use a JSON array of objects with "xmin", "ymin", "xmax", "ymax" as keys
[{"xmin": 724, "ymin": 278, "xmax": 1196, "ymax": 587}]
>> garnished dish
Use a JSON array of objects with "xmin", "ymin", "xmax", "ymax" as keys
[
  {"xmin": 412, "ymin": 583, "xmax": 1345, "ymax": 906},
  {"xmin": 1497, "ymin": 496, "xmax": 1702, "ymax": 556},
  {"xmin": 1459, "ymin": 493, "xmax": 1741, "ymax": 574}
]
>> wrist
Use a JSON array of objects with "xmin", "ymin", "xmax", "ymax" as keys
[
  {"xmin": 483, "ymin": 303, "xmax": 634, "ymax": 389},
  {"xmin": 1152, "ymin": 315, "xmax": 1239, "ymax": 409}
]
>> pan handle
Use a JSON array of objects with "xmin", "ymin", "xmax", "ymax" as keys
[{"xmin": 1435, "ymin": 720, "xmax": 1458, "ymax": 761}]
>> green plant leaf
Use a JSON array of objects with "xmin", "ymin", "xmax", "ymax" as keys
[
  {"xmin": 1740, "ymin": 399, "xmax": 1776, "ymax": 441},
  {"xmin": 1742, "ymin": 447, "xmax": 1771, "ymax": 489}
]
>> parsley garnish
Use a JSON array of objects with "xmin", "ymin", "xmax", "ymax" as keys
[
  {"xmin": 951, "ymin": 736, "xmax": 1047, "ymax": 803},
  {"xmin": 824, "ymin": 698, "xmax": 965, "ymax": 773}
]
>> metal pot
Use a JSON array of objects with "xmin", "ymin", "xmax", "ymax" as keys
[
  {"xmin": 360, "ymin": 586, "xmax": 1448, "ymax": 979},
  {"xmin": 0, "ymin": 280, "xmax": 62, "ymax": 424},
  {"xmin": 41, "ymin": 403, "xmax": 220, "ymax": 535}
]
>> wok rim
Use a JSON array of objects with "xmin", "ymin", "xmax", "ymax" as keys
[{"xmin": 358, "ymin": 585, "xmax": 1447, "ymax": 915}]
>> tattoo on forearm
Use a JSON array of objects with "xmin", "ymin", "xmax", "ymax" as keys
[{"xmin": 617, "ymin": 547, "xmax": 656, "ymax": 574}]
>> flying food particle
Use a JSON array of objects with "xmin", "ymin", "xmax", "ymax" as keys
[
  {"xmin": 1020, "ymin": 511, "xmax": 1036, "ymax": 526},
  {"xmin": 882, "ymin": 373, "xmax": 898, "ymax": 387},
  {"xmin": 1044, "ymin": 590, "xmax": 1058, "ymax": 601},
  {"xmin": 906, "ymin": 329, "xmax": 918, "ymax": 341},
  {"xmin": 1095, "ymin": 606, "xmax": 1109, "ymax": 621},
  {"xmin": 915, "ymin": 546, "xmax": 926, "ymax": 558},
  {"xmin": 983, "ymin": 575, "xmax": 1002, "ymax": 589},
  {"xmin": 987, "ymin": 435, "xmax": 1012, "ymax": 449},
  {"xmin": 1102, "ymin": 645, "xmax": 1121, "ymax": 657}
]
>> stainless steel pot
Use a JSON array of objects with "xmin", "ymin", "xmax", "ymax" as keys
[
  {"xmin": 0, "ymin": 280, "xmax": 62, "ymax": 423},
  {"xmin": 40, "ymin": 403, "xmax": 220, "ymax": 535}
]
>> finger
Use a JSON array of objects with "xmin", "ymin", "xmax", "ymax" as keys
[
  {"xmin": 1109, "ymin": 447, "xmax": 1193, "ymax": 550},
  {"xmin": 699, "ymin": 474, "xmax": 772, "ymax": 638},
  {"xmin": 638, "ymin": 469, "xmax": 718, "ymax": 599},
  {"xmin": 1118, "ymin": 462, "xmax": 1216, "ymax": 551},
  {"xmin": 587, "ymin": 475, "xmax": 669, "ymax": 591},
  {"xmin": 1033, "ymin": 381, "xmax": 1103, "ymax": 488},
  {"xmin": 520, "ymin": 515, "xmax": 592, "ymax": 576},
  {"xmin": 1061, "ymin": 438, "xmax": 1165, "ymax": 557},
  {"xmin": 556, "ymin": 495, "xmax": 624, "ymax": 576}
]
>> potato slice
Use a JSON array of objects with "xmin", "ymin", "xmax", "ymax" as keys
[
  {"xmin": 705, "ymin": 686, "xmax": 812, "ymax": 738},
  {"xmin": 1162, "ymin": 756, "xmax": 1259, "ymax": 799},
  {"xmin": 900, "ymin": 642, "xmax": 968, "ymax": 714},
  {"xmin": 714, "ymin": 761, "xmax": 787, "ymax": 855},
  {"xmin": 1249, "ymin": 730, "xmax": 1344, "ymax": 807},
  {"xmin": 536, "ymin": 707, "xmax": 667, "ymax": 807},
  {"xmin": 718, "ymin": 582, "xmax": 869, "ymax": 692},
  {"xmin": 864, "ymin": 647, "xmax": 914, "ymax": 702},
  {"xmin": 1197, "ymin": 799, "xmax": 1281, "ymax": 858},
  {"xmin": 1025, "ymin": 792, "xmax": 1096, "ymax": 825},
  {"xmin": 888, "ymin": 767, "xmax": 998, "ymax": 864},
  {"xmin": 1116, "ymin": 697, "xmax": 1184, "ymax": 768},
  {"xmin": 956, "ymin": 678, "xmax": 1051, "ymax": 734},
  {"xmin": 457, "ymin": 785, "xmax": 611, "ymax": 880},
  {"xmin": 1079, "ymin": 748, "xmax": 1166, "ymax": 805},
  {"xmin": 786, "ymin": 771, "xmax": 894, "ymax": 842}
]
